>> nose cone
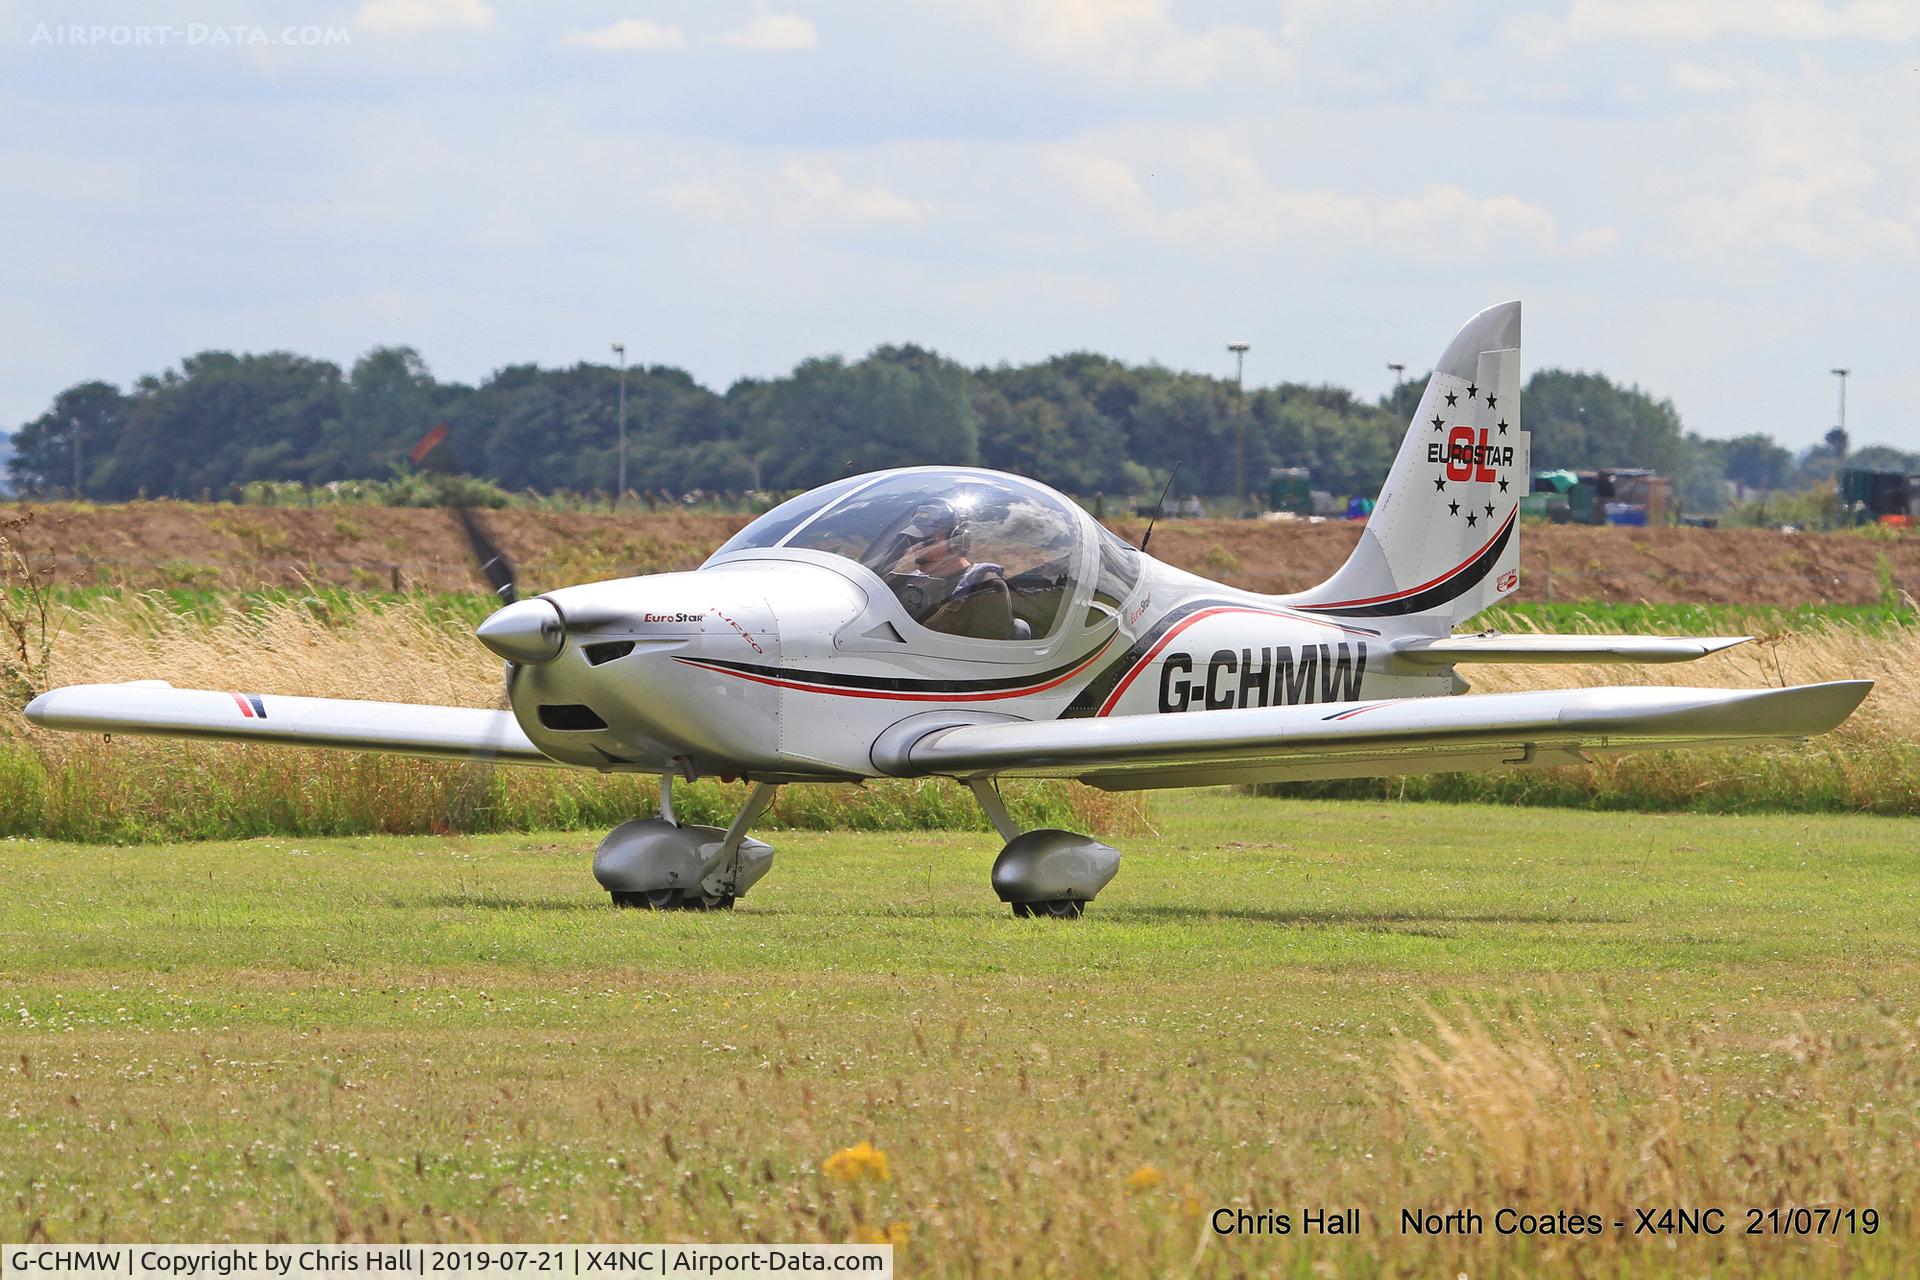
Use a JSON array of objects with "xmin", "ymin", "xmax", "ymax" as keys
[{"xmin": 476, "ymin": 598, "xmax": 564, "ymax": 664}]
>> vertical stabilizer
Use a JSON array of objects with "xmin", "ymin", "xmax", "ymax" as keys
[{"xmin": 1289, "ymin": 301, "xmax": 1528, "ymax": 630}]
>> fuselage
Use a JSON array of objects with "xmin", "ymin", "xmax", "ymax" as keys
[{"xmin": 499, "ymin": 467, "xmax": 1454, "ymax": 779}]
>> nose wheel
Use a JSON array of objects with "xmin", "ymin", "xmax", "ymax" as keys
[
  {"xmin": 595, "ymin": 778, "xmax": 777, "ymax": 911},
  {"xmin": 612, "ymin": 889, "xmax": 736, "ymax": 911},
  {"xmin": 1010, "ymin": 899, "xmax": 1085, "ymax": 919}
]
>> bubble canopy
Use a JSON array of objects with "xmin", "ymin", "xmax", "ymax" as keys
[{"xmin": 710, "ymin": 470, "xmax": 1087, "ymax": 642}]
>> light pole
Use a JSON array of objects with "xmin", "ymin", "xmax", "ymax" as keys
[
  {"xmin": 1387, "ymin": 362, "xmax": 1405, "ymax": 390},
  {"xmin": 1831, "ymin": 367, "xmax": 1850, "ymax": 448},
  {"xmin": 1228, "ymin": 341, "xmax": 1249, "ymax": 514},
  {"xmin": 612, "ymin": 343, "xmax": 628, "ymax": 509}
]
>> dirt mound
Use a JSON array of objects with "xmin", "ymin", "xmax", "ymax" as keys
[
  {"xmin": 11, "ymin": 501, "xmax": 1917, "ymax": 605},
  {"xmin": 1123, "ymin": 518, "xmax": 1919, "ymax": 605}
]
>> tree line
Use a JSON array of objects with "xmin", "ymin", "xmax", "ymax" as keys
[{"xmin": 9, "ymin": 343, "xmax": 1910, "ymax": 512}]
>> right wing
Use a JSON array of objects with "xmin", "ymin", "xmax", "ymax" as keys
[
  {"xmin": 1388, "ymin": 632, "xmax": 1751, "ymax": 667},
  {"xmin": 886, "ymin": 681, "xmax": 1871, "ymax": 790},
  {"xmin": 24, "ymin": 682, "xmax": 557, "ymax": 766}
]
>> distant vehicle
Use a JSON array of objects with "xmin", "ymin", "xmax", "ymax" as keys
[
  {"xmin": 28, "ymin": 303, "xmax": 1871, "ymax": 917},
  {"xmin": 1840, "ymin": 468, "xmax": 1919, "ymax": 526}
]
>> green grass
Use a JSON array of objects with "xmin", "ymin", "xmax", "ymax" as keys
[
  {"xmin": 1476, "ymin": 599, "xmax": 1919, "ymax": 634},
  {"xmin": 2, "ymin": 793, "xmax": 1916, "ymax": 1273}
]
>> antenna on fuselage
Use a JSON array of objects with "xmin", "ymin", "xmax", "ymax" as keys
[{"xmin": 1139, "ymin": 461, "xmax": 1182, "ymax": 554}]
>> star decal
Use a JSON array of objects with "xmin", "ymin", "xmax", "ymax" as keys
[
  {"xmin": 1445, "ymin": 391, "xmax": 1458, "ymax": 406},
  {"xmin": 1484, "ymin": 503, "xmax": 1495, "ymax": 518},
  {"xmin": 1434, "ymin": 476, "xmax": 1446, "ymax": 491},
  {"xmin": 1448, "ymin": 500, "xmax": 1460, "ymax": 515},
  {"xmin": 1497, "ymin": 419, "xmax": 1509, "ymax": 434},
  {"xmin": 1465, "ymin": 512, "xmax": 1478, "ymax": 528},
  {"xmin": 1466, "ymin": 382, "xmax": 1478, "ymax": 398},
  {"xmin": 1486, "ymin": 394, "xmax": 1498, "ymax": 408},
  {"xmin": 1430, "ymin": 414, "xmax": 1444, "ymax": 431},
  {"xmin": 1498, "ymin": 477, "xmax": 1509, "ymax": 493}
]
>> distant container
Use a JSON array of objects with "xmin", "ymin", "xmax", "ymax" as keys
[
  {"xmin": 1604, "ymin": 502, "xmax": 1648, "ymax": 527},
  {"xmin": 1268, "ymin": 467, "xmax": 1312, "ymax": 515},
  {"xmin": 1518, "ymin": 492, "xmax": 1571, "ymax": 522},
  {"xmin": 1841, "ymin": 468, "xmax": 1919, "ymax": 524}
]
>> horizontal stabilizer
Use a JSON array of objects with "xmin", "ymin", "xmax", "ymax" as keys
[
  {"xmin": 1389, "ymin": 632, "xmax": 1750, "ymax": 667},
  {"xmin": 24, "ymin": 682, "xmax": 555, "ymax": 766},
  {"xmin": 888, "ymin": 681, "xmax": 1871, "ymax": 791}
]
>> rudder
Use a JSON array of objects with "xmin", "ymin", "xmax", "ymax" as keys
[{"xmin": 1290, "ymin": 301, "xmax": 1528, "ymax": 630}]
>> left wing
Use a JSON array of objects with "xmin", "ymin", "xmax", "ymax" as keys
[
  {"xmin": 882, "ymin": 681, "xmax": 1871, "ymax": 790},
  {"xmin": 24, "ymin": 682, "xmax": 557, "ymax": 766}
]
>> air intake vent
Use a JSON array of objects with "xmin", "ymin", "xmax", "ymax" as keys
[
  {"xmin": 583, "ymin": 641, "xmax": 636, "ymax": 666},
  {"xmin": 537, "ymin": 704, "xmax": 608, "ymax": 731}
]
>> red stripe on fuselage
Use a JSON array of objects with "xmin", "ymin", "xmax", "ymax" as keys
[
  {"xmin": 1304, "ymin": 507, "xmax": 1515, "ymax": 609},
  {"xmin": 1095, "ymin": 606, "xmax": 1317, "ymax": 717},
  {"xmin": 229, "ymin": 692, "xmax": 255, "ymax": 718},
  {"xmin": 674, "ymin": 638, "xmax": 1113, "ymax": 703}
]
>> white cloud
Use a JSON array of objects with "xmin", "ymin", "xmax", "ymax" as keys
[
  {"xmin": 1670, "ymin": 61, "xmax": 1742, "ymax": 93},
  {"xmin": 958, "ymin": 0, "xmax": 1292, "ymax": 89},
  {"xmin": 1670, "ymin": 164, "xmax": 1918, "ymax": 262},
  {"xmin": 1663, "ymin": 95, "xmax": 1919, "ymax": 263},
  {"xmin": 353, "ymin": 0, "xmax": 492, "ymax": 33},
  {"xmin": 1522, "ymin": 0, "xmax": 1920, "ymax": 50},
  {"xmin": 715, "ymin": 13, "xmax": 819, "ymax": 50},
  {"xmin": 1058, "ymin": 135, "xmax": 1615, "ymax": 260},
  {"xmin": 659, "ymin": 159, "xmax": 928, "ymax": 227},
  {"xmin": 780, "ymin": 161, "xmax": 924, "ymax": 220},
  {"xmin": 564, "ymin": 18, "xmax": 687, "ymax": 51}
]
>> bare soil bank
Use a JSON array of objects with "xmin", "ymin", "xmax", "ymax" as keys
[{"xmin": 12, "ymin": 501, "xmax": 1917, "ymax": 604}]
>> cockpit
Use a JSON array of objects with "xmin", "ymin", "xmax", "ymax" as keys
[{"xmin": 710, "ymin": 469, "xmax": 1106, "ymax": 643}]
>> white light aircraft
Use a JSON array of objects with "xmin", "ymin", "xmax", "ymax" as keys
[{"xmin": 27, "ymin": 303, "xmax": 1871, "ymax": 916}]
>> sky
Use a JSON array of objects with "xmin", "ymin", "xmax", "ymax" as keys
[{"xmin": 2, "ymin": 0, "xmax": 1916, "ymax": 453}]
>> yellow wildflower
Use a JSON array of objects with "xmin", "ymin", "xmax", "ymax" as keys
[
  {"xmin": 822, "ymin": 1140, "xmax": 891, "ymax": 1182},
  {"xmin": 855, "ymin": 1221, "xmax": 911, "ymax": 1246},
  {"xmin": 1125, "ymin": 1164, "xmax": 1164, "ymax": 1193}
]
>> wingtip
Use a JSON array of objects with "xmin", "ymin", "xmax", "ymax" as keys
[{"xmin": 1768, "ymin": 679, "xmax": 1874, "ymax": 735}]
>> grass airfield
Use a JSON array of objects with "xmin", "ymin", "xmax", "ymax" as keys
[{"xmin": 3, "ymin": 792, "xmax": 1917, "ymax": 1276}]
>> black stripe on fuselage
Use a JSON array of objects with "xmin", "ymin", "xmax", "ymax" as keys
[
  {"xmin": 1295, "ymin": 511, "xmax": 1514, "ymax": 618},
  {"xmin": 681, "ymin": 643, "xmax": 1108, "ymax": 694},
  {"xmin": 1056, "ymin": 600, "xmax": 1378, "ymax": 719}
]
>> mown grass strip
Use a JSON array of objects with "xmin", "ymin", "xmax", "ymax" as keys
[{"xmin": 1, "ymin": 795, "xmax": 1915, "ymax": 1272}]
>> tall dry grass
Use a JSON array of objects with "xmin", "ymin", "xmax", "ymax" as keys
[
  {"xmin": 1265, "ymin": 617, "xmax": 1919, "ymax": 814},
  {"xmin": 1372, "ymin": 999, "xmax": 1917, "ymax": 1274},
  {"xmin": 2, "ymin": 593, "xmax": 1146, "ymax": 842}
]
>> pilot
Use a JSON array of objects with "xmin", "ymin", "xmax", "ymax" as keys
[{"xmin": 895, "ymin": 502, "xmax": 1024, "ymax": 641}]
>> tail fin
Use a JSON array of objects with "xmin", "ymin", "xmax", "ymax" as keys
[{"xmin": 1290, "ymin": 301, "xmax": 1527, "ymax": 630}]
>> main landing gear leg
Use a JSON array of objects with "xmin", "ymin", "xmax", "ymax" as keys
[
  {"xmin": 594, "ymin": 773, "xmax": 779, "ymax": 911},
  {"xmin": 966, "ymin": 778, "xmax": 1120, "ymax": 920}
]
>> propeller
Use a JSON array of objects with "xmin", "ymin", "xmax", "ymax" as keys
[
  {"xmin": 452, "ymin": 506, "xmax": 518, "ymax": 605},
  {"xmin": 406, "ymin": 423, "xmax": 531, "ymax": 827},
  {"xmin": 409, "ymin": 423, "xmax": 520, "ymax": 604}
]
